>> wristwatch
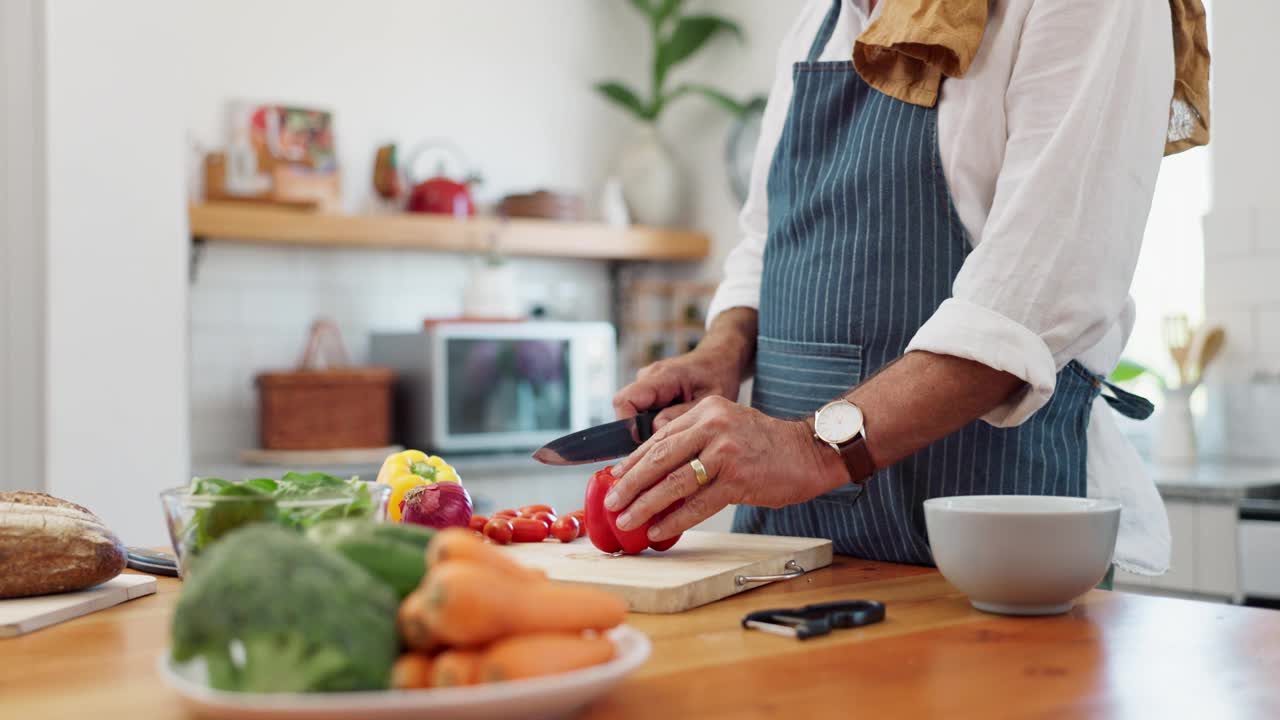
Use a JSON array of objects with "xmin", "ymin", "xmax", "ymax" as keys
[{"xmin": 812, "ymin": 399, "xmax": 876, "ymax": 484}]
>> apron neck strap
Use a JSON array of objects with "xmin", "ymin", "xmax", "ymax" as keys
[
  {"xmin": 807, "ymin": 0, "xmax": 843, "ymax": 62},
  {"xmin": 1101, "ymin": 380, "xmax": 1156, "ymax": 421}
]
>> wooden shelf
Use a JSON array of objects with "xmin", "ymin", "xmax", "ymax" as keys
[{"xmin": 188, "ymin": 203, "xmax": 710, "ymax": 261}]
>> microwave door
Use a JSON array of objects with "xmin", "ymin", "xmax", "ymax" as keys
[{"xmin": 438, "ymin": 335, "xmax": 577, "ymax": 452}]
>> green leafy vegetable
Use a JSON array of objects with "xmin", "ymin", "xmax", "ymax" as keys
[
  {"xmin": 201, "ymin": 481, "xmax": 278, "ymax": 548},
  {"xmin": 243, "ymin": 477, "xmax": 279, "ymax": 494},
  {"xmin": 170, "ymin": 525, "xmax": 399, "ymax": 692},
  {"xmin": 183, "ymin": 471, "xmax": 376, "ymax": 560}
]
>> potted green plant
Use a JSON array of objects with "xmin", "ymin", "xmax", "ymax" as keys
[{"xmin": 595, "ymin": 0, "xmax": 761, "ymax": 226}]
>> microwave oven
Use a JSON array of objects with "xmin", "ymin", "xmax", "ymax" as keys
[{"xmin": 369, "ymin": 322, "xmax": 616, "ymax": 454}]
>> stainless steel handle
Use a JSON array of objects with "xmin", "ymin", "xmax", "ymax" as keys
[{"xmin": 736, "ymin": 559, "xmax": 806, "ymax": 587}]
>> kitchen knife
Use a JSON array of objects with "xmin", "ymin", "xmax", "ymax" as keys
[
  {"xmin": 531, "ymin": 409, "xmax": 662, "ymax": 465},
  {"xmin": 125, "ymin": 547, "xmax": 179, "ymax": 577}
]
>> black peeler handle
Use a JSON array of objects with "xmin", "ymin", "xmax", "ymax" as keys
[
  {"xmin": 803, "ymin": 600, "xmax": 886, "ymax": 635},
  {"xmin": 742, "ymin": 600, "xmax": 886, "ymax": 640}
]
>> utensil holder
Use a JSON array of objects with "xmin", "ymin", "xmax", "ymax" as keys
[{"xmin": 1152, "ymin": 386, "xmax": 1197, "ymax": 465}]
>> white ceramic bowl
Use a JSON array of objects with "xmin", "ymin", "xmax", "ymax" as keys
[
  {"xmin": 924, "ymin": 495, "xmax": 1121, "ymax": 616},
  {"xmin": 159, "ymin": 625, "xmax": 651, "ymax": 720}
]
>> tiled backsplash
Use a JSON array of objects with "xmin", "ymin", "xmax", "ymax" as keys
[
  {"xmin": 1199, "ymin": 205, "xmax": 1280, "ymax": 461},
  {"xmin": 189, "ymin": 242, "xmax": 611, "ymax": 461},
  {"xmin": 1203, "ymin": 206, "xmax": 1280, "ymax": 379}
]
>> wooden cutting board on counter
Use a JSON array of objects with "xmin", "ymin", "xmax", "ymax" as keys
[
  {"xmin": 501, "ymin": 530, "xmax": 833, "ymax": 613},
  {"xmin": 0, "ymin": 574, "xmax": 157, "ymax": 638}
]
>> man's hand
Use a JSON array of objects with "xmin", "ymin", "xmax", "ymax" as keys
[
  {"xmin": 613, "ymin": 307, "xmax": 758, "ymax": 429},
  {"xmin": 602, "ymin": 396, "xmax": 850, "ymax": 541}
]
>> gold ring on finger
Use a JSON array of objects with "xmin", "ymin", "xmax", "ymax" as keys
[{"xmin": 691, "ymin": 457, "xmax": 710, "ymax": 486}]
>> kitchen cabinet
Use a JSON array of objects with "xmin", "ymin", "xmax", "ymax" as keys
[
  {"xmin": 1239, "ymin": 518, "xmax": 1280, "ymax": 598},
  {"xmin": 1157, "ymin": 499, "xmax": 1195, "ymax": 591},
  {"xmin": 1116, "ymin": 499, "xmax": 1240, "ymax": 600},
  {"xmin": 1195, "ymin": 503, "xmax": 1242, "ymax": 598}
]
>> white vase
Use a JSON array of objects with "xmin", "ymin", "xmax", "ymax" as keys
[
  {"xmin": 1152, "ymin": 386, "xmax": 1198, "ymax": 465},
  {"xmin": 616, "ymin": 126, "xmax": 684, "ymax": 227},
  {"xmin": 462, "ymin": 259, "xmax": 523, "ymax": 319}
]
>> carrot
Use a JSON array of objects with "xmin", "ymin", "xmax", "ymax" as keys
[
  {"xmin": 432, "ymin": 649, "xmax": 483, "ymax": 687},
  {"xmin": 479, "ymin": 632, "xmax": 615, "ymax": 683},
  {"xmin": 426, "ymin": 528, "xmax": 546, "ymax": 581},
  {"xmin": 422, "ymin": 561, "xmax": 628, "ymax": 648},
  {"xmin": 390, "ymin": 653, "xmax": 434, "ymax": 689},
  {"xmin": 397, "ymin": 588, "xmax": 442, "ymax": 652}
]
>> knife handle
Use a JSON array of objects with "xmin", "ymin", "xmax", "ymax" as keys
[
  {"xmin": 635, "ymin": 410, "xmax": 659, "ymax": 443},
  {"xmin": 635, "ymin": 397, "xmax": 686, "ymax": 442}
]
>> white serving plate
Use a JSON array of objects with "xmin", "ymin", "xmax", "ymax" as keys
[{"xmin": 158, "ymin": 625, "xmax": 650, "ymax": 720}]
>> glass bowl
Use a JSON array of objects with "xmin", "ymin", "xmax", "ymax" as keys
[{"xmin": 160, "ymin": 479, "xmax": 390, "ymax": 577}]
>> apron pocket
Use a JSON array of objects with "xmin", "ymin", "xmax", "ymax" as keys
[
  {"xmin": 751, "ymin": 336, "xmax": 865, "ymax": 504},
  {"xmin": 752, "ymin": 336, "xmax": 863, "ymax": 417}
]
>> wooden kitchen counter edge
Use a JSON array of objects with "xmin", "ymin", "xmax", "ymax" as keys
[{"xmin": 2, "ymin": 557, "xmax": 1278, "ymax": 719}]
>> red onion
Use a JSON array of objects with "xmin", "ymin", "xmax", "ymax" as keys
[{"xmin": 400, "ymin": 482, "xmax": 473, "ymax": 529}]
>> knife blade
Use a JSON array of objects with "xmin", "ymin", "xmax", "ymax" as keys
[{"xmin": 531, "ymin": 410, "xmax": 661, "ymax": 465}]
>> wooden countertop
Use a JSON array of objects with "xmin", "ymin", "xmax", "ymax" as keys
[{"xmin": 3, "ymin": 558, "xmax": 1279, "ymax": 719}]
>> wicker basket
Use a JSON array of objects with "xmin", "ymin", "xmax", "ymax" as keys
[{"xmin": 255, "ymin": 319, "xmax": 396, "ymax": 451}]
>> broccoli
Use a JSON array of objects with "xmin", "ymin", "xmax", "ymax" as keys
[{"xmin": 170, "ymin": 525, "xmax": 399, "ymax": 693}]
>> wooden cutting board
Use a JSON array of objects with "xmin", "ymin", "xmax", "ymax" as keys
[
  {"xmin": 501, "ymin": 530, "xmax": 833, "ymax": 613},
  {"xmin": 0, "ymin": 574, "xmax": 157, "ymax": 638}
]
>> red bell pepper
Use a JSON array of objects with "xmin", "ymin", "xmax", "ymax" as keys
[{"xmin": 584, "ymin": 466, "xmax": 683, "ymax": 555}]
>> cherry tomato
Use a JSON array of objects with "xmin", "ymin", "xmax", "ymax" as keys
[
  {"xmin": 483, "ymin": 517, "xmax": 514, "ymax": 545},
  {"xmin": 518, "ymin": 504, "xmax": 555, "ymax": 516},
  {"xmin": 511, "ymin": 517, "xmax": 550, "ymax": 543},
  {"xmin": 492, "ymin": 509, "xmax": 518, "ymax": 519},
  {"xmin": 550, "ymin": 515, "xmax": 580, "ymax": 543},
  {"xmin": 529, "ymin": 510, "xmax": 557, "ymax": 528},
  {"xmin": 568, "ymin": 510, "xmax": 587, "ymax": 537},
  {"xmin": 468, "ymin": 515, "xmax": 489, "ymax": 532}
]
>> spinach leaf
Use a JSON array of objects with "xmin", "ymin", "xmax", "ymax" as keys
[{"xmin": 182, "ymin": 473, "xmax": 376, "ymax": 557}]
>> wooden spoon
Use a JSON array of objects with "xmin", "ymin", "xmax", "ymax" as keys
[
  {"xmin": 1163, "ymin": 314, "xmax": 1192, "ymax": 386},
  {"xmin": 1192, "ymin": 326, "xmax": 1226, "ymax": 383}
]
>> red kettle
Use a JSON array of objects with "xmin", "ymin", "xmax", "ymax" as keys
[{"xmin": 394, "ymin": 140, "xmax": 481, "ymax": 217}]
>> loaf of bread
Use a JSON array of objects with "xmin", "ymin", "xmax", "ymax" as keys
[{"xmin": 0, "ymin": 491, "xmax": 128, "ymax": 598}]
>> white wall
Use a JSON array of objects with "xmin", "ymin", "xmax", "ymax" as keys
[
  {"xmin": 1201, "ymin": 0, "xmax": 1280, "ymax": 378},
  {"xmin": 1197, "ymin": 0, "xmax": 1280, "ymax": 459},
  {"xmin": 1, "ymin": 0, "xmax": 47, "ymax": 493},
  {"xmin": 183, "ymin": 0, "xmax": 798, "ymax": 461},
  {"xmin": 42, "ymin": 0, "xmax": 190, "ymax": 543}
]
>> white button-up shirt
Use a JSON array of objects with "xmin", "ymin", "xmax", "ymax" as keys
[{"xmin": 707, "ymin": 0, "xmax": 1174, "ymax": 574}]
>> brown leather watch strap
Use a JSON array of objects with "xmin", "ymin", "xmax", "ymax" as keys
[{"xmin": 839, "ymin": 435, "xmax": 876, "ymax": 484}]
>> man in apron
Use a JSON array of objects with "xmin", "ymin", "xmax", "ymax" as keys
[{"xmin": 604, "ymin": 0, "xmax": 1209, "ymax": 578}]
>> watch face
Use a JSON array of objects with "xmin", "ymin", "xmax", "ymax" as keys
[{"xmin": 815, "ymin": 400, "xmax": 864, "ymax": 445}]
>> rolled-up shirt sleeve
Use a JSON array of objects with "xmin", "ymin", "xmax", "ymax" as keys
[{"xmin": 905, "ymin": 0, "xmax": 1174, "ymax": 427}]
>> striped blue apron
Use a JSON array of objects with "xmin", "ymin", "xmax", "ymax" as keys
[{"xmin": 732, "ymin": 0, "xmax": 1151, "ymax": 565}]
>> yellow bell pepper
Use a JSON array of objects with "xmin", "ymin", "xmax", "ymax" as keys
[{"xmin": 377, "ymin": 449, "xmax": 461, "ymax": 522}]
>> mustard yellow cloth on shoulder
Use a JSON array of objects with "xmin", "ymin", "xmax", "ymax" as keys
[{"xmin": 852, "ymin": 0, "xmax": 1209, "ymax": 156}]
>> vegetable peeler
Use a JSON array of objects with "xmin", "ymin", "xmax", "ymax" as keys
[{"xmin": 741, "ymin": 600, "xmax": 886, "ymax": 640}]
